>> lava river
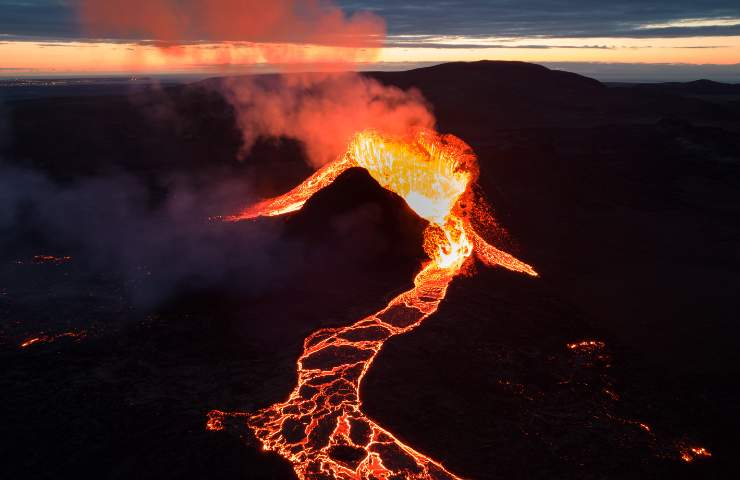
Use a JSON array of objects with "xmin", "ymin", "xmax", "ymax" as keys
[{"xmin": 208, "ymin": 129, "xmax": 538, "ymax": 480}]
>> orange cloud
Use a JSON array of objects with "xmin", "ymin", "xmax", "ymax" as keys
[{"xmin": 79, "ymin": 0, "xmax": 385, "ymax": 66}]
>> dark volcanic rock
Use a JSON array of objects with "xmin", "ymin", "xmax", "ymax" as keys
[
  {"xmin": 369, "ymin": 60, "xmax": 739, "ymax": 137},
  {"xmin": 632, "ymin": 79, "xmax": 740, "ymax": 95},
  {"xmin": 363, "ymin": 267, "xmax": 730, "ymax": 479},
  {"xmin": 2, "ymin": 61, "xmax": 740, "ymax": 479},
  {"xmin": 285, "ymin": 167, "xmax": 428, "ymax": 270}
]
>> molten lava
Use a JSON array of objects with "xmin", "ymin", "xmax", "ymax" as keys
[
  {"xmin": 13, "ymin": 255, "xmax": 73, "ymax": 265},
  {"xmin": 679, "ymin": 445, "xmax": 712, "ymax": 463},
  {"xmin": 211, "ymin": 129, "xmax": 537, "ymax": 479},
  {"xmin": 32, "ymin": 255, "xmax": 72, "ymax": 264},
  {"xmin": 19, "ymin": 330, "xmax": 86, "ymax": 348},
  {"xmin": 566, "ymin": 340, "xmax": 606, "ymax": 354}
]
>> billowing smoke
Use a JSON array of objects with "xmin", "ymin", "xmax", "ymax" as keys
[
  {"xmin": 223, "ymin": 73, "xmax": 434, "ymax": 167},
  {"xmin": 79, "ymin": 0, "xmax": 385, "ymax": 64},
  {"xmin": 0, "ymin": 166, "xmax": 283, "ymax": 307},
  {"xmin": 78, "ymin": 0, "xmax": 436, "ymax": 168},
  {"xmin": 1, "ymin": 0, "xmax": 439, "ymax": 310}
]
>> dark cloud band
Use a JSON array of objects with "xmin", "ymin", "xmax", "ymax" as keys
[{"xmin": 0, "ymin": 0, "xmax": 739, "ymax": 41}]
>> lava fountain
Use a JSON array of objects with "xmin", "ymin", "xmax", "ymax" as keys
[{"xmin": 208, "ymin": 129, "xmax": 538, "ymax": 480}]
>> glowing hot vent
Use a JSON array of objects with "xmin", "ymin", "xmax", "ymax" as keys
[
  {"xmin": 349, "ymin": 130, "xmax": 473, "ymax": 226},
  {"xmin": 211, "ymin": 129, "xmax": 537, "ymax": 480}
]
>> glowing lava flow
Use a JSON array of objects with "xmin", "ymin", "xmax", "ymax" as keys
[
  {"xmin": 19, "ymin": 330, "xmax": 86, "ymax": 348},
  {"xmin": 210, "ymin": 129, "xmax": 537, "ymax": 480}
]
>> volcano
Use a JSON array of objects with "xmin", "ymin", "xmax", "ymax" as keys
[
  {"xmin": 2, "ymin": 61, "xmax": 738, "ymax": 479},
  {"xmin": 209, "ymin": 128, "xmax": 536, "ymax": 479}
]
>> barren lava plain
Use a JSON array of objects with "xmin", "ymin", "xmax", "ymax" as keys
[{"xmin": 2, "ymin": 61, "xmax": 739, "ymax": 479}]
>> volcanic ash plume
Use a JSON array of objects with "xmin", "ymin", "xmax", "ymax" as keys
[
  {"xmin": 79, "ymin": 0, "xmax": 385, "ymax": 65},
  {"xmin": 223, "ymin": 73, "xmax": 435, "ymax": 167},
  {"xmin": 79, "ymin": 0, "xmax": 434, "ymax": 168}
]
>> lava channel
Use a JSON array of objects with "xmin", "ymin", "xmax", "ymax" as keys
[{"xmin": 209, "ymin": 129, "xmax": 537, "ymax": 480}]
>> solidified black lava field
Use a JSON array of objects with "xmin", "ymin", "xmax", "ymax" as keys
[{"xmin": 2, "ymin": 61, "xmax": 739, "ymax": 479}]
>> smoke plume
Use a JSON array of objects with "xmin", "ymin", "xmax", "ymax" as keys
[
  {"xmin": 79, "ymin": 0, "xmax": 436, "ymax": 168},
  {"xmin": 79, "ymin": 0, "xmax": 385, "ymax": 65},
  {"xmin": 223, "ymin": 73, "xmax": 434, "ymax": 167},
  {"xmin": 0, "ymin": 166, "xmax": 282, "ymax": 307}
]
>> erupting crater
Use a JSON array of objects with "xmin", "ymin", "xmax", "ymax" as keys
[{"xmin": 208, "ymin": 129, "xmax": 537, "ymax": 480}]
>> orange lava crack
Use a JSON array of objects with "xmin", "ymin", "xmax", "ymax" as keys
[
  {"xmin": 679, "ymin": 445, "xmax": 712, "ymax": 463},
  {"xmin": 209, "ymin": 129, "xmax": 537, "ymax": 480},
  {"xmin": 32, "ymin": 255, "xmax": 72, "ymax": 264},
  {"xmin": 19, "ymin": 330, "xmax": 86, "ymax": 348}
]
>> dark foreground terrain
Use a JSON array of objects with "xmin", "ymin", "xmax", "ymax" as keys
[{"xmin": 1, "ymin": 61, "xmax": 739, "ymax": 479}]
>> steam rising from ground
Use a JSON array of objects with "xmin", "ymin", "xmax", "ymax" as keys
[
  {"xmin": 0, "ymin": 167, "xmax": 282, "ymax": 306},
  {"xmin": 0, "ymin": 163, "xmax": 422, "ymax": 309}
]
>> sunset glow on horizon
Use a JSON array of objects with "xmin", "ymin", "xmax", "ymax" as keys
[
  {"xmin": 2, "ymin": 36, "xmax": 739, "ymax": 77},
  {"xmin": 1, "ymin": 1, "xmax": 739, "ymax": 79}
]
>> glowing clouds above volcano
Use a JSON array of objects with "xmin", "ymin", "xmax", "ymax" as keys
[
  {"xmin": 75, "ymin": 0, "xmax": 430, "ymax": 167},
  {"xmin": 224, "ymin": 73, "xmax": 435, "ymax": 167},
  {"xmin": 77, "ymin": 0, "xmax": 434, "ymax": 171},
  {"xmin": 78, "ymin": 0, "xmax": 385, "ymax": 65}
]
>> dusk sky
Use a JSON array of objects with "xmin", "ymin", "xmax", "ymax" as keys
[{"xmin": 1, "ymin": 0, "xmax": 740, "ymax": 79}]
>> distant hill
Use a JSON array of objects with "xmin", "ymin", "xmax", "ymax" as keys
[
  {"xmin": 371, "ymin": 60, "xmax": 604, "ymax": 94},
  {"xmin": 625, "ymin": 79, "xmax": 740, "ymax": 95},
  {"xmin": 367, "ymin": 61, "xmax": 739, "ymax": 137}
]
